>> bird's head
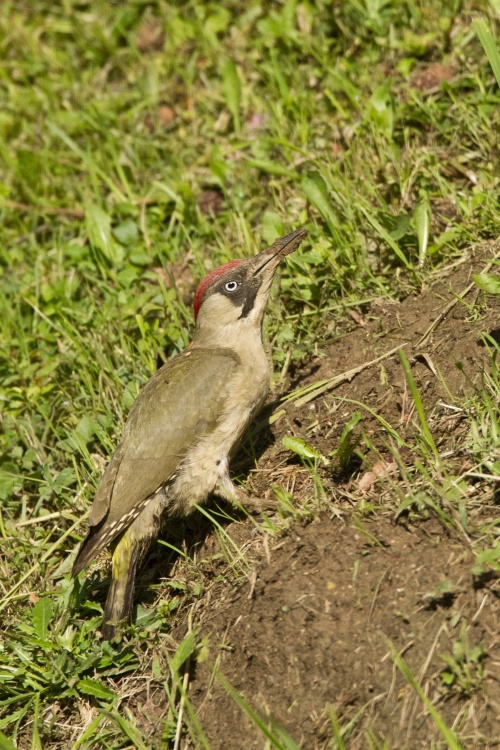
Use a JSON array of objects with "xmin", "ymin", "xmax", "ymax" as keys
[{"xmin": 191, "ymin": 228, "xmax": 307, "ymax": 347}]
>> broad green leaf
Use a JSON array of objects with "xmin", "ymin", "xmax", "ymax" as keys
[
  {"xmin": 204, "ymin": 7, "xmax": 231, "ymax": 45},
  {"xmin": 129, "ymin": 247, "xmax": 149, "ymax": 266},
  {"xmin": 247, "ymin": 158, "xmax": 295, "ymax": 177},
  {"xmin": 77, "ymin": 678, "xmax": 116, "ymax": 702},
  {"xmin": 262, "ymin": 211, "xmax": 285, "ymax": 244},
  {"xmin": 472, "ymin": 272, "xmax": 500, "ymax": 295},
  {"xmin": 171, "ymin": 630, "xmax": 197, "ymax": 674},
  {"xmin": 301, "ymin": 172, "xmax": 340, "ymax": 242},
  {"xmin": 134, "ymin": 605, "xmax": 164, "ymax": 631},
  {"xmin": 366, "ymin": 83, "xmax": 394, "ymax": 139},
  {"xmin": 112, "ymin": 219, "xmax": 139, "ymax": 246},
  {"xmin": 333, "ymin": 411, "xmax": 362, "ymax": 473},
  {"xmin": 222, "ymin": 60, "xmax": 241, "ymax": 132},
  {"xmin": 86, "ymin": 204, "xmax": 123, "ymax": 264},
  {"xmin": 359, "ymin": 205, "xmax": 412, "ymax": 269},
  {"xmin": 389, "ymin": 213, "xmax": 411, "ymax": 241},
  {"xmin": 283, "ymin": 435, "xmax": 326, "ymax": 462},
  {"xmin": 472, "ymin": 543, "xmax": 500, "ymax": 575},
  {"xmin": 32, "ymin": 598, "xmax": 54, "ymax": 640},
  {"xmin": 74, "ymin": 414, "xmax": 95, "ymax": 443},
  {"xmin": 0, "ymin": 731, "xmax": 17, "ymax": 750},
  {"xmin": 414, "ymin": 199, "xmax": 430, "ymax": 268},
  {"xmin": 441, "ymin": 670, "xmax": 455, "ymax": 686},
  {"xmin": 0, "ymin": 465, "xmax": 21, "ymax": 501},
  {"xmin": 473, "ymin": 18, "xmax": 500, "ymax": 88},
  {"xmin": 53, "ymin": 467, "xmax": 77, "ymax": 490}
]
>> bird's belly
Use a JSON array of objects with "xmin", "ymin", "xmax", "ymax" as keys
[{"xmin": 169, "ymin": 393, "xmax": 265, "ymax": 514}]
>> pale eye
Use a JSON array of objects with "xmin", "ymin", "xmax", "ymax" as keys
[{"xmin": 224, "ymin": 280, "xmax": 239, "ymax": 293}]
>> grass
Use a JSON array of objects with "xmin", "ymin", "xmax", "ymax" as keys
[{"xmin": 1, "ymin": 0, "xmax": 500, "ymax": 747}]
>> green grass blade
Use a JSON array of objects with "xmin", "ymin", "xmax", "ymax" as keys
[
  {"xmin": 0, "ymin": 733, "xmax": 17, "ymax": 750},
  {"xmin": 328, "ymin": 705, "xmax": 347, "ymax": 750},
  {"xmin": 47, "ymin": 122, "xmax": 128, "ymax": 202},
  {"xmin": 174, "ymin": 676, "xmax": 212, "ymax": 750},
  {"xmin": 217, "ymin": 672, "xmax": 300, "ymax": 750},
  {"xmin": 387, "ymin": 640, "xmax": 463, "ymax": 750},
  {"xmin": 31, "ymin": 693, "xmax": 41, "ymax": 750},
  {"xmin": 0, "ymin": 511, "xmax": 89, "ymax": 611},
  {"xmin": 473, "ymin": 18, "xmax": 500, "ymax": 88},
  {"xmin": 101, "ymin": 711, "xmax": 152, "ymax": 750},
  {"xmin": 414, "ymin": 199, "xmax": 430, "ymax": 268},
  {"xmin": 70, "ymin": 715, "xmax": 106, "ymax": 750},
  {"xmin": 194, "ymin": 504, "xmax": 250, "ymax": 575},
  {"xmin": 359, "ymin": 205, "xmax": 412, "ymax": 269},
  {"xmin": 222, "ymin": 60, "xmax": 241, "ymax": 133},
  {"xmin": 398, "ymin": 349, "xmax": 440, "ymax": 461},
  {"xmin": 301, "ymin": 171, "xmax": 342, "ymax": 243}
]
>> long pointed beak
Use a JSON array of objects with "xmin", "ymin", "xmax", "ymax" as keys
[{"xmin": 252, "ymin": 227, "xmax": 308, "ymax": 277}]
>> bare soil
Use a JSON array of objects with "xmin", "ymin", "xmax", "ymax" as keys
[{"xmin": 190, "ymin": 517, "xmax": 499, "ymax": 749}]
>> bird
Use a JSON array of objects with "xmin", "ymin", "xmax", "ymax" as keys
[{"xmin": 72, "ymin": 227, "xmax": 308, "ymax": 639}]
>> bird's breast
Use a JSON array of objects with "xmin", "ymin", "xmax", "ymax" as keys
[{"xmin": 169, "ymin": 342, "xmax": 270, "ymax": 513}]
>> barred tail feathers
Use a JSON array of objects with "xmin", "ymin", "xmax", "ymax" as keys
[
  {"xmin": 72, "ymin": 491, "xmax": 164, "ymax": 576},
  {"xmin": 72, "ymin": 479, "xmax": 177, "ymax": 577}
]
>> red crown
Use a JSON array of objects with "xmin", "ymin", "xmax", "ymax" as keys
[{"xmin": 193, "ymin": 259, "xmax": 243, "ymax": 319}]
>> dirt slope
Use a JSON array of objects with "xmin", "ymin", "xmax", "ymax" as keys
[{"xmin": 191, "ymin": 517, "xmax": 499, "ymax": 749}]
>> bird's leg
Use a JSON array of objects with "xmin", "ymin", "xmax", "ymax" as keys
[{"xmin": 215, "ymin": 473, "xmax": 275, "ymax": 514}]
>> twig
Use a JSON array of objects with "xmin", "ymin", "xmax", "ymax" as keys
[
  {"xmin": 462, "ymin": 471, "xmax": 500, "ymax": 481},
  {"xmin": 173, "ymin": 612, "xmax": 193, "ymax": 750},
  {"xmin": 173, "ymin": 670, "xmax": 190, "ymax": 750},
  {"xmin": 272, "ymin": 341, "xmax": 407, "ymax": 418},
  {"xmin": 367, "ymin": 566, "xmax": 391, "ymax": 624},
  {"xmin": 403, "ymin": 622, "xmax": 447, "ymax": 743},
  {"xmin": 16, "ymin": 511, "xmax": 64, "ymax": 528},
  {"xmin": 13, "ymin": 223, "xmax": 50, "ymax": 244},
  {"xmin": 2, "ymin": 200, "xmax": 85, "ymax": 219}
]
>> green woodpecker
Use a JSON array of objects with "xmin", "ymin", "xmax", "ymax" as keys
[{"xmin": 72, "ymin": 227, "xmax": 307, "ymax": 639}]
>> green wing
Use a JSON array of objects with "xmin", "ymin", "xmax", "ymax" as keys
[{"xmin": 73, "ymin": 347, "xmax": 239, "ymax": 572}]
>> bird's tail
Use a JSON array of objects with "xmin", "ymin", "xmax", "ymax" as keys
[
  {"xmin": 101, "ymin": 534, "xmax": 140, "ymax": 641},
  {"xmin": 72, "ymin": 522, "xmax": 113, "ymax": 576}
]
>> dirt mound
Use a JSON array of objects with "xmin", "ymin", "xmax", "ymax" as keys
[
  {"xmin": 278, "ymin": 243, "xmax": 500, "ymax": 462},
  {"xmin": 190, "ymin": 516, "xmax": 499, "ymax": 749}
]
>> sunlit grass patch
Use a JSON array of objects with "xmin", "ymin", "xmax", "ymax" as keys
[{"xmin": 1, "ymin": 0, "xmax": 500, "ymax": 747}]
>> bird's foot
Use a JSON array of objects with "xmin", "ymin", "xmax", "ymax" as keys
[
  {"xmin": 215, "ymin": 477, "xmax": 275, "ymax": 515},
  {"xmin": 237, "ymin": 490, "xmax": 276, "ymax": 515}
]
